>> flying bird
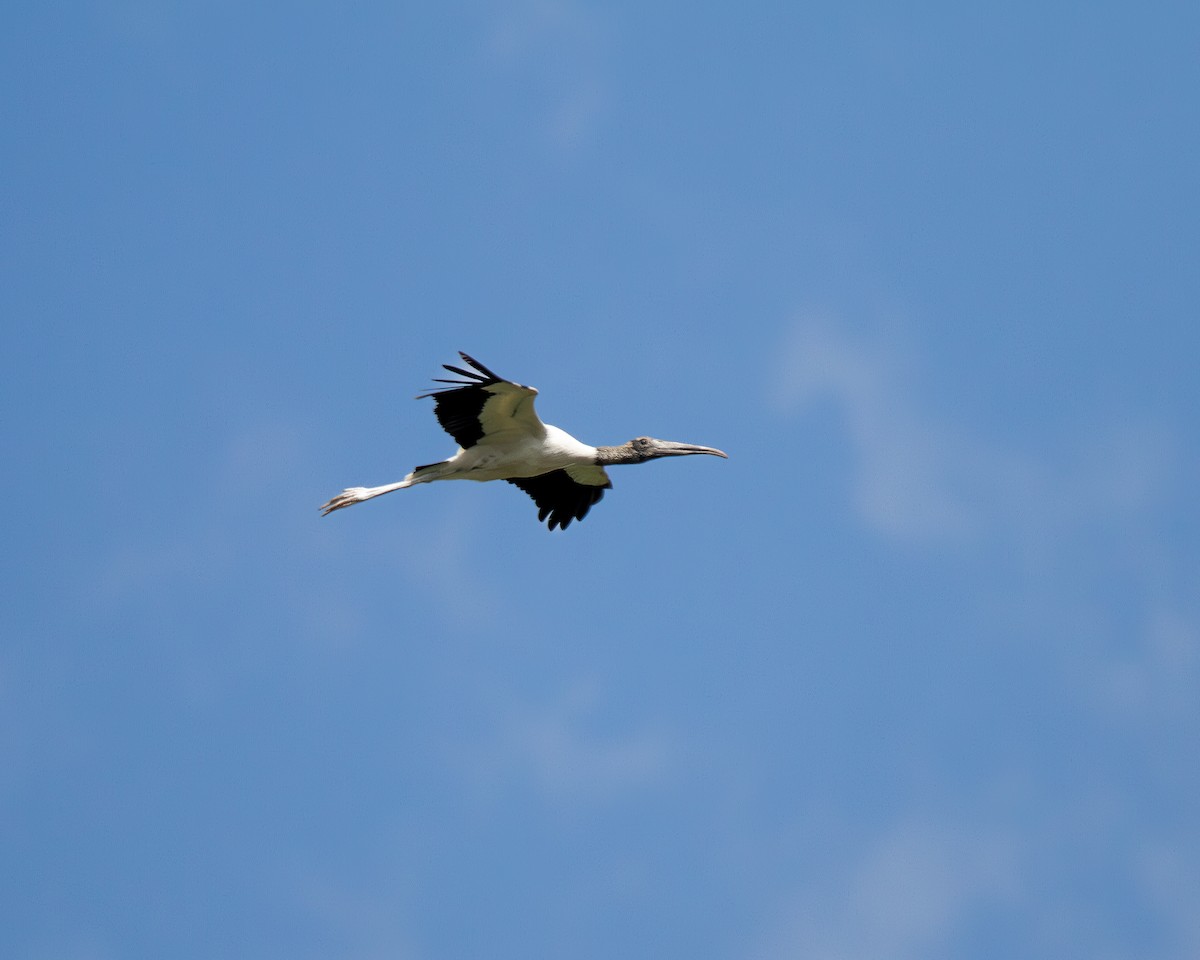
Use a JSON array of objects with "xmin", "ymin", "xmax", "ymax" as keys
[{"xmin": 320, "ymin": 352, "xmax": 728, "ymax": 530}]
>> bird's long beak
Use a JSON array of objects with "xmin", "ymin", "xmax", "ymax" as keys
[{"xmin": 649, "ymin": 440, "xmax": 729, "ymax": 459}]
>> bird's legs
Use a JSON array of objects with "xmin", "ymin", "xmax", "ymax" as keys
[{"xmin": 319, "ymin": 479, "xmax": 413, "ymax": 515}]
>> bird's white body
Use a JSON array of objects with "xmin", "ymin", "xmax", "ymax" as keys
[
  {"xmin": 433, "ymin": 424, "xmax": 601, "ymax": 483},
  {"xmin": 320, "ymin": 352, "xmax": 726, "ymax": 529},
  {"xmin": 326, "ymin": 382, "xmax": 607, "ymax": 510}
]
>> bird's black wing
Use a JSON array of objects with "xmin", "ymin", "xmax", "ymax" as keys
[
  {"xmin": 417, "ymin": 352, "xmax": 542, "ymax": 449},
  {"xmin": 507, "ymin": 468, "xmax": 611, "ymax": 531}
]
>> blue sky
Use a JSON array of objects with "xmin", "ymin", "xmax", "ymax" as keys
[{"xmin": 3, "ymin": 2, "xmax": 1198, "ymax": 958}]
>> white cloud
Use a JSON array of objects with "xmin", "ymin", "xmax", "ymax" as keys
[
  {"xmin": 773, "ymin": 311, "xmax": 1197, "ymax": 787},
  {"xmin": 749, "ymin": 806, "xmax": 1200, "ymax": 960},
  {"xmin": 454, "ymin": 681, "xmax": 674, "ymax": 809},
  {"xmin": 1091, "ymin": 604, "xmax": 1200, "ymax": 722},
  {"xmin": 774, "ymin": 316, "xmax": 974, "ymax": 539},
  {"xmin": 293, "ymin": 872, "xmax": 422, "ymax": 960},
  {"xmin": 773, "ymin": 314, "xmax": 1174, "ymax": 554},
  {"xmin": 82, "ymin": 415, "xmax": 496, "ymax": 639},
  {"xmin": 750, "ymin": 818, "xmax": 1018, "ymax": 960},
  {"xmin": 485, "ymin": 0, "xmax": 610, "ymax": 149}
]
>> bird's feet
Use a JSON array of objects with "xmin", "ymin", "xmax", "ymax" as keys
[{"xmin": 319, "ymin": 487, "xmax": 370, "ymax": 515}]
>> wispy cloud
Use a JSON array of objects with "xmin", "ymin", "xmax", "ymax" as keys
[
  {"xmin": 293, "ymin": 872, "xmax": 422, "ymax": 960},
  {"xmin": 454, "ymin": 681, "xmax": 674, "ymax": 809},
  {"xmin": 1090, "ymin": 603, "xmax": 1200, "ymax": 723},
  {"xmin": 750, "ymin": 807, "xmax": 1200, "ymax": 960},
  {"xmin": 750, "ymin": 818, "xmax": 1018, "ymax": 960},
  {"xmin": 82, "ymin": 412, "xmax": 498, "ymax": 633},
  {"xmin": 485, "ymin": 0, "xmax": 611, "ymax": 149},
  {"xmin": 772, "ymin": 314, "xmax": 1175, "ymax": 555},
  {"xmin": 773, "ymin": 316, "xmax": 974, "ymax": 539},
  {"xmin": 772, "ymin": 312, "xmax": 1195, "ymax": 733}
]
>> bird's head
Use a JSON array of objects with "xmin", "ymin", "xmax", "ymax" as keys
[{"xmin": 625, "ymin": 436, "xmax": 729, "ymax": 463}]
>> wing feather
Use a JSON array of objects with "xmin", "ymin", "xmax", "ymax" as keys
[
  {"xmin": 417, "ymin": 352, "xmax": 543, "ymax": 449},
  {"xmin": 507, "ymin": 468, "xmax": 611, "ymax": 530}
]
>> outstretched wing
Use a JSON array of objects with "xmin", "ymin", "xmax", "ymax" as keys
[
  {"xmin": 417, "ymin": 352, "xmax": 544, "ymax": 449},
  {"xmin": 507, "ymin": 464, "xmax": 612, "ymax": 531}
]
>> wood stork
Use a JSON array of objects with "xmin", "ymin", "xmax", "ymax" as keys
[{"xmin": 319, "ymin": 352, "xmax": 728, "ymax": 530}]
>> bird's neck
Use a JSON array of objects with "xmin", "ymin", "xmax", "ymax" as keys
[{"xmin": 594, "ymin": 443, "xmax": 644, "ymax": 465}]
